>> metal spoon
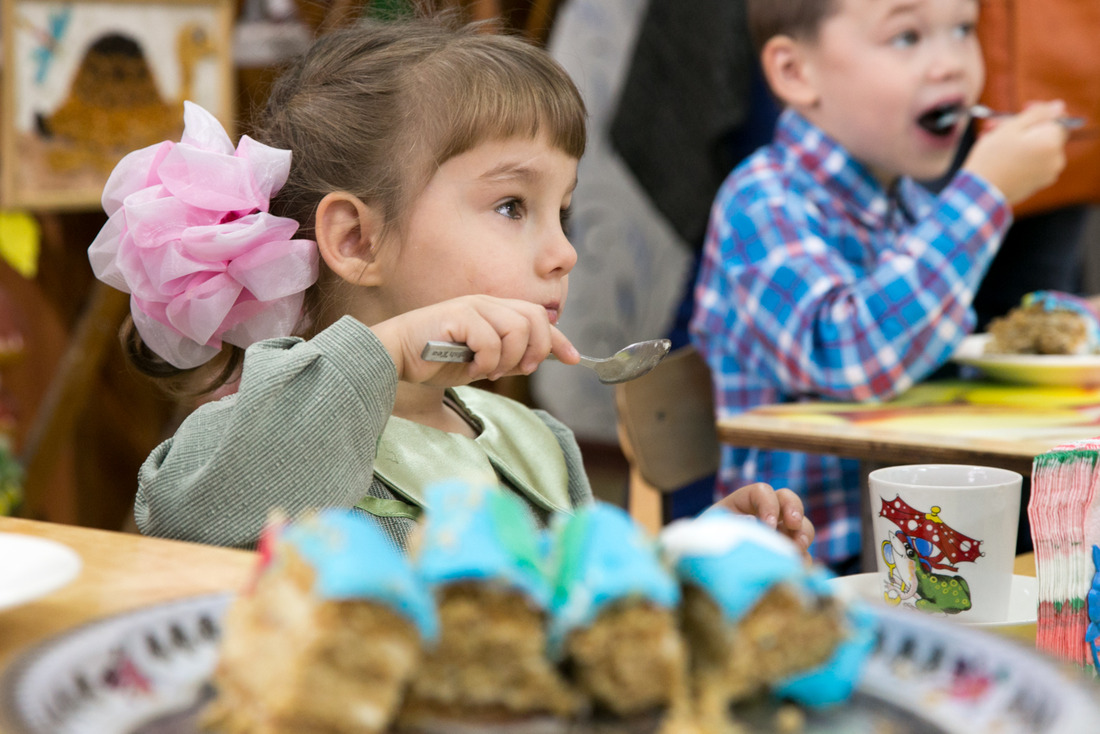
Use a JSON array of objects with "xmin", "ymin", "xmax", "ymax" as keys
[
  {"xmin": 421, "ymin": 338, "xmax": 672, "ymax": 384},
  {"xmin": 926, "ymin": 104, "xmax": 1086, "ymax": 132}
]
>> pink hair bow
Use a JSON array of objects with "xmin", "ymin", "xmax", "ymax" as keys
[{"xmin": 88, "ymin": 101, "xmax": 319, "ymax": 369}]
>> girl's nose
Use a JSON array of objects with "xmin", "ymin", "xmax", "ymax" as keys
[{"xmin": 541, "ymin": 222, "xmax": 577, "ymax": 276}]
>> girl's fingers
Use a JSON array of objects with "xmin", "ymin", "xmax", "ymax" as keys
[
  {"xmin": 775, "ymin": 488, "xmax": 805, "ymax": 532},
  {"xmin": 489, "ymin": 319, "xmax": 533, "ymax": 380},
  {"xmin": 549, "ymin": 324, "xmax": 580, "ymax": 364},
  {"xmin": 712, "ymin": 482, "xmax": 779, "ymax": 527},
  {"xmin": 705, "ymin": 483, "xmax": 815, "ymax": 557},
  {"xmin": 474, "ymin": 299, "xmax": 553, "ymax": 378},
  {"xmin": 772, "ymin": 488, "xmax": 812, "ymax": 551},
  {"xmin": 796, "ymin": 516, "xmax": 815, "ymax": 552},
  {"xmin": 749, "ymin": 482, "xmax": 781, "ymax": 528},
  {"xmin": 426, "ymin": 296, "xmax": 561, "ymax": 381}
]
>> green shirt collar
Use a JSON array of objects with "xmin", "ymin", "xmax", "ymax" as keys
[{"xmin": 372, "ymin": 387, "xmax": 572, "ymax": 515}]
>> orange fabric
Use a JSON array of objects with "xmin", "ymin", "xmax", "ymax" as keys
[{"xmin": 978, "ymin": 0, "xmax": 1100, "ymax": 216}]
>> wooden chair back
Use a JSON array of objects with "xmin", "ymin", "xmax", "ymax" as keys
[{"xmin": 614, "ymin": 346, "xmax": 720, "ymax": 532}]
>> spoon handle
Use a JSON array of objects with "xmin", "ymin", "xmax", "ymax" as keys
[
  {"xmin": 421, "ymin": 340, "xmax": 562, "ymax": 363},
  {"xmin": 421, "ymin": 340, "xmax": 475, "ymax": 362},
  {"xmin": 971, "ymin": 104, "xmax": 1086, "ymax": 129}
]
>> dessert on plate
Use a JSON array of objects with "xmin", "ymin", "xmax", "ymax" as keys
[
  {"xmin": 660, "ymin": 511, "xmax": 873, "ymax": 730},
  {"xmin": 204, "ymin": 481, "xmax": 874, "ymax": 733},
  {"xmin": 547, "ymin": 502, "xmax": 687, "ymax": 720},
  {"xmin": 203, "ymin": 510, "xmax": 438, "ymax": 734},
  {"xmin": 397, "ymin": 480, "xmax": 578, "ymax": 730},
  {"xmin": 985, "ymin": 291, "xmax": 1100, "ymax": 356}
]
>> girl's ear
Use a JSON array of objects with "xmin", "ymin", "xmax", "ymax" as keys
[
  {"xmin": 760, "ymin": 35, "xmax": 820, "ymax": 109},
  {"xmin": 314, "ymin": 191, "xmax": 387, "ymax": 287}
]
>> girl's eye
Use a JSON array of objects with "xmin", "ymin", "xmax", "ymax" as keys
[
  {"xmin": 560, "ymin": 206, "xmax": 573, "ymax": 235},
  {"xmin": 495, "ymin": 198, "xmax": 524, "ymax": 220},
  {"xmin": 889, "ymin": 29, "xmax": 919, "ymax": 48}
]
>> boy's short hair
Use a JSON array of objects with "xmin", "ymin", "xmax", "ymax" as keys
[{"xmin": 747, "ymin": 0, "xmax": 842, "ymax": 54}]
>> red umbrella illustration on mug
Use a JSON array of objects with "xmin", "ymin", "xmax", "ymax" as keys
[{"xmin": 878, "ymin": 495, "xmax": 982, "ymax": 613}]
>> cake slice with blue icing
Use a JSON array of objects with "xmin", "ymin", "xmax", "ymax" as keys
[
  {"xmin": 205, "ymin": 488, "xmax": 876, "ymax": 732},
  {"xmin": 547, "ymin": 502, "xmax": 686, "ymax": 718},
  {"xmin": 660, "ymin": 510, "xmax": 859, "ymax": 727},
  {"xmin": 205, "ymin": 509, "xmax": 437, "ymax": 734},
  {"xmin": 986, "ymin": 290, "xmax": 1100, "ymax": 355},
  {"xmin": 398, "ymin": 479, "xmax": 578, "ymax": 727}
]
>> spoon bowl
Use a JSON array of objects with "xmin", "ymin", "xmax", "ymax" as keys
[
  {"xmin": 421, "ymin": 338, "xmax": 672, "ymax": 384},
  {"xmin": 576, "ymin": 338, "xmax": 672, "ymax": 383}
]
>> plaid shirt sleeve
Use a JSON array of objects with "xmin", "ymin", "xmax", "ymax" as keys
[{"xmin": 693, "ymin": 168, "xmax": 1011, "ymax": 404}]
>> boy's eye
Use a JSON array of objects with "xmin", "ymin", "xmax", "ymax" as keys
[
  {"xmin": 952, "ymin": 21, "xmax": 975, "ymax": 40},
  {"xmin": 495, "ymin": 198, "xmax": 524, "ymax": 220},
  {"xmin": 560, "ymin": 206, "xmax": 573, "ymax": 235},
  {"xmin": 889, "ymin": 29, "xmax": 919, "ymax": 48}
]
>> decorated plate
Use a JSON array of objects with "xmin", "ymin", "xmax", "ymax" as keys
[
  {"xmin": 952, "ymin": 334, "xmax": 1100, "ymax": 387},
  {"xmin": 1, "ymin": 592, "xmax": 1099, "ymax": 734},
  {"xmin": 0, "ymin": 533, "xmax": 82, "ymax": 612}
]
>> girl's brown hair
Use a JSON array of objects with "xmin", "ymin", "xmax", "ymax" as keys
[{"xmin": 125, "ymin": 11, "xmax": 588, "ymax": 395}]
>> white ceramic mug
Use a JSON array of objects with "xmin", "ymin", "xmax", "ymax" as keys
[{"xmin": 868, "ymin": 464, "xmax": 1022, "ymax": 623}]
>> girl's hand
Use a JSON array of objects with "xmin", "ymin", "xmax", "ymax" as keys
[
  {"xmin": 962, "ymin": 100, "xmax": 1069, "ymax": 205},
  {"xmin": 371, "ymin": 295, "xmax": 580, "ymax": 385},
  {"xmin": 709, "ymin": 482, "xmax": 815, "ymax": 558}
]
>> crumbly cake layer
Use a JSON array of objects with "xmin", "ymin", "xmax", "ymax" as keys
[
  {"xmin": 566, "ymin": 600, "xmax": 688, "ymax": 717},
  {"xmin": 399, "ymin": 581, "xmax": 579, "ymax": 723},
  {"xmin": 205, "ymin": 551, "xmax": 421, "ymax": 734},
  {"xmin": 205, "ymin": 502, "xmax": 870, "ymax": 733},
  {"xmin": 680, "ymin": 583, "xmax": 843, "ymax": 722}
]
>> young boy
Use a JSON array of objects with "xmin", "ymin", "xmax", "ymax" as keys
[{"xmin": 689, "ymin": 0, "xmax": 1069, "ymax": 573}]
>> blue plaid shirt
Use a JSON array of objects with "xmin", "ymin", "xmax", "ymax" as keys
[{"xmin": 690, "ymin": 109, "xmax": 1011, "ymax": 565}]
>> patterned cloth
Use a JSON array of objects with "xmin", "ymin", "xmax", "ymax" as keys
[{"xmin": 690, "ymin": 109, "xmax": 1012, "ymax": 565}]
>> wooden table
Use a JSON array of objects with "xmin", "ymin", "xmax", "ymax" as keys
[
  {"xmin": 0, "ymin": 517, "xmax": 256, "ymax": 679},
  {"xmin": 716, "ymin": 380, "xmax": 1100, "ymax": 477}
]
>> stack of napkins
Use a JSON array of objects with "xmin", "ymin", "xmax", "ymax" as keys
[{"xmin": 1030, "ymin": 438, "xmax": 1100, "ymax": 671}]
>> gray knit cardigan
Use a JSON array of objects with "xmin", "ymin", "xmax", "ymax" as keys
[{"xmin": 134, "ymin": 316, "xmax": 593, "ymax": 550}]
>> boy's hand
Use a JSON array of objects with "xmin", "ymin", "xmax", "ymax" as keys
[
  {"xmin": 709, "ymin": 482, "xmax": 815, "ymax": 558},
  {"xmin": 372, "ymin": 295, "xmax": 580, "ymax": 385},
  {"xmin": 962, "ymin": 100, "xmax": 1070, "ymax": 205}
]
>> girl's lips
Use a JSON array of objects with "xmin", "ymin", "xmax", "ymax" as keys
[{"xmin": 545, "ymin": 305, "xmax": 560, "ymax": 325}]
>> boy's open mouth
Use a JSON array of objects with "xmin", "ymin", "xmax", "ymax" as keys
[{"xmin": 917, "ymin": 103, "xmax": 964, "ymax": 136}]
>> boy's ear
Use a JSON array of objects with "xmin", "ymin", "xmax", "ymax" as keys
[
  {"xmin": 760, "ymin": 35, "xmax": 820, "ymax": 109},
  {"xmin": 314, "ymin": 191, "xmax": 386, "ymax": 287}
]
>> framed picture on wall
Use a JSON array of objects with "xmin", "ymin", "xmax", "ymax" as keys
[{"xmin": 1, "ymin": 0, "xmax": 235, "ymax": 210}]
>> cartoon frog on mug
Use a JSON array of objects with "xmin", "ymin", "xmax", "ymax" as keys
[{"xmin": 878, "ymin": 498, "xmax": 982, "ymax": 614}]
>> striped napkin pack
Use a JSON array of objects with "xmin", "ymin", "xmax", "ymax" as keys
[{"xmin": 1031, "ymin": 438, "xmax": 1100, "ymax": 672}]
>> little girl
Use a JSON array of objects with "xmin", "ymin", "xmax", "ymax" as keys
[{"xmin": 89, "ymin": 12, "xmax": 813, "ymax": 552}]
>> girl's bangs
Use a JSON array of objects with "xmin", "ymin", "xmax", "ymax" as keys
[{"xmin": 428, "ymin": 43, "xmax": 587, "ymax": 164}]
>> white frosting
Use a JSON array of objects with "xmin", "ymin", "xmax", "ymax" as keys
[{"xmin": 659, "ymin": 511, "xmax": 801, "ymax": 562}]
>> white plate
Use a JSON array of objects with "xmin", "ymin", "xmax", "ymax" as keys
[
  {"xmin": 0, "ymin": 533, "xmax": 82, "ymax": 613},
  {"xmin": 952, "ymin": 333, "xmax": 1100, "ymax": 386},
  {"xmin": 829, "ymin": 573, "xmax": 1037, "ymax": 629},
  {"xmin": 2, "ymin": 592, "xmax": 1099, "ymax": 734}
]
